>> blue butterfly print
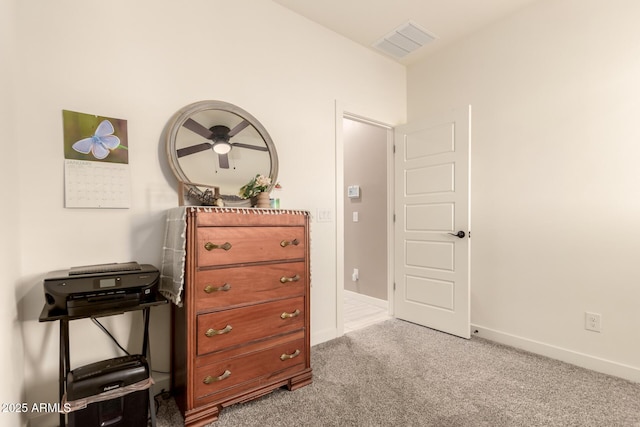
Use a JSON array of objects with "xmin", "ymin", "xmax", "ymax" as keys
[{"xmin": 72, "ymin": 120, "xmax": 121, "ymax": 160}]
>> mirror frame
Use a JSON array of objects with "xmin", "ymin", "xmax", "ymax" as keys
[{"xmin": 165, "ymin": 100, "xmax": 279, "ymax": 202}]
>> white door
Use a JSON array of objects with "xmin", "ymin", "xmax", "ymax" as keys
[{"xmin": 394, "ymin": 106, "xmax": 471, "ymax": 339}]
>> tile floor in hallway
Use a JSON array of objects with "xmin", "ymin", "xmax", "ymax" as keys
[{"xmin": 343, "ymin": 293, "xmax": 391, "ymax": 334}]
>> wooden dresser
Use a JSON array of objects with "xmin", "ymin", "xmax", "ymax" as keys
[{"xmin": 171, "ymin": 208, "xmax": 312, "ymax": 426}]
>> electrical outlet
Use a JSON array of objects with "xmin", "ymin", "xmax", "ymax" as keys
[{"xmin": 585, "ymin": 312, "xmax": 601, "ymax": 332}]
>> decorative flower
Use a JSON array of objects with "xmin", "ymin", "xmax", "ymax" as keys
[{"xmin": 239, "ymin": 174, "xmax": 272, "ymax": 199}]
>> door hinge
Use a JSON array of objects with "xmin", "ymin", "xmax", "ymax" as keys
[
  {"xmin": 393, "ymin": 213, "xmax": 396, "ymax": 223},
  {"xmin": 393, "ymin": 144, "xmax": 396, "ymax": 154},
  {"xmin": 393, "ymin": 282, "xmax": 396, "ymax": 291}
]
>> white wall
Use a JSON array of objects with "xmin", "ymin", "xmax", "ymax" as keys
[
  {"xmin": 1, "ymin": 0, "xmax": 26, "ymax": 425},
  {"xmin": 408, "ymin": 0, "xmax": 640, "ymax": 381},
  {"xmin": 12, "ymin": 0, "xmax": 405, "ymax": 424}
]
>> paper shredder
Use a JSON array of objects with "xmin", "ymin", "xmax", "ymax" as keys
[{"xmin": 66, "ymin": 354, "xmax": 150, "ymax": 427}]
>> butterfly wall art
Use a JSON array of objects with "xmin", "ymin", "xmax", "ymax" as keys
[{"xmin": 62, "ymin": 110, "xmax": 128, "ymax": 163}]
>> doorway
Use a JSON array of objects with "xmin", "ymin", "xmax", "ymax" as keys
[
  {"xmin": 340, "ymin": 114, "xmax": 394, "ymax": 333},
  {"xmin": 335, "ymin": 105, "xmax": 471, "ymax": 339}
]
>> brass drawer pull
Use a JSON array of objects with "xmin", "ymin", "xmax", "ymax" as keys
[
  {"xmin": 280, "ymin": 349, "xmax": 301, "ymax": 361},
  {"xmin": 203, "ymin": 370, "xmax": 231, "ymax": 384},
  {"xmin": 205, "ymin": 325, "xmax": 233, "ymax": 337},
  {"xmin": 280, "ymin": 309, "xmax": 300, "ymax": 319},
  {"xmin": 204, "ymin": 283, "xmax": 231, "ymax": 293},
  {"xmin": 280, "ymin": 238, "xmax": 300, "ymax": 248},
  {"xmin": 204, "ymin": 241, "xmax": 232, "ymax": 251},
  {"xmin": 280, "ymin": 274, "xmax": 300, "ymax": 284}
]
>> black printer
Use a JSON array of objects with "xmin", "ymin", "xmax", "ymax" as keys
[{"xmin": 43, "ymin": 262, "xmax": 160, "ymax": 317}]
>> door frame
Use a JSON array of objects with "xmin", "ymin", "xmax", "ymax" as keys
[{"xmin": 335, "ymin": 101, "xmax": 395, "ymax": 336}]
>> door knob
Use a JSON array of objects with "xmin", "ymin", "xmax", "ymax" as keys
[{"xmin": 448, "ymin": 231, "xmax": 466, "ymax": 238}]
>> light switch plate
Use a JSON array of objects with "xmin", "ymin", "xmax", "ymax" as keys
[{"xmin": 316, "ymin": 208, "xmax": 332, "ymax": 222}]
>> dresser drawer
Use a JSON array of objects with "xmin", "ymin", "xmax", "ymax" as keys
[
  {"xmin": 196, "ymin": 226, "xmax": 305, "ymax": 267},
  {"xmin": 195, "ymin": 262, "xmax": 306, "ymax": 311},
  {"xmin": 194, "ymin": 337, "xmax": 306, "ymax": 401},
  {"xmin": 196, "ymin": 297, "xmax": 305, "ymax": 356}
]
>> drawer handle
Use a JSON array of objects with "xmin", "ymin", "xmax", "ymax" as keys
[
  {"xmin": 280, "ymin": 274, "xmax": 300, "ymax": 284},
  {"xmin": 280, "ymin": 238, "xmax": 300, "ymax": 248},
  {"xmin": 203, "ymin": 370, "xmax": 231, "ymax": 384},
  {"xmin": 280, "ymin": 309, "xmax": 300, "ymax": 319},
  {"xmin": 205, "ymin": 325, "xmax": 233, "ymax": 337},
  {"xmin": 280, "ymin": 349, "xmax": 301, "ymax": 361},
  {"xmin": 204, "ymin": 283, "xmax": 231, "ymax": 293},
  {"xmin": 204, "ymin": 241, "xmax": 232, "ymax": 251}
]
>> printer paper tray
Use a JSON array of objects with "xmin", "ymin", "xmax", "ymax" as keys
[{"xmin": 67, "ymin": 293, "xmax": 140, "ymax": 317}]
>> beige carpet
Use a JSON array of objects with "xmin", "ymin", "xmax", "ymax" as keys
[{"xmin": 155, "ymin": 319, "xmax": 640, "ymax": 426}]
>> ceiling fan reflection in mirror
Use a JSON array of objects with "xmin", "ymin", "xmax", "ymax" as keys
[
  {"xmin": 177, "ymin": 117, "xmax": 268, "ymax": 169},
  {"xmin": 164, "ymin": 100, "xmax": 278, "ymax": 206}
]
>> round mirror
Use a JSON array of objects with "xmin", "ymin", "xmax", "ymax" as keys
[{"xmin": 165, "ymin": 100, "xmax": 278, "ymax": 204}]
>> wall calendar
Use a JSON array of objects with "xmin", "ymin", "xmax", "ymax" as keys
[
  {"xmin": 64, "ymin": 159, "xmax": 131, "ymax": 208},
  {"xmin": 62, "ymin": 110, "xmax": 131, "ymax": 209}
]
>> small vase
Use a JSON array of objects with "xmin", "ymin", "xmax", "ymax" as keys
[{"xmin": 256, "ymin": 192, "xmax": 271, "ymax": 208}]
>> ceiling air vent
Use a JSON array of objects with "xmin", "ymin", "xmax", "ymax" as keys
[{"xmin": 373, "ymin": 21, "xmax": 437, "ymax": 59}]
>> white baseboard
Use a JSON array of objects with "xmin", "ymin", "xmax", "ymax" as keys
[
  {"xmin": 152, "ymin": 372, "xmax": 170, "ymax": 396},
  {"xmin": 311, "ymin": 327, "xmax": 338, "ymax": 346},
  {"xmin": 471, "ymin": 323, "xmax": 640, "ymax": 383},
  {"xmin": 344, "ymin": 290, "xmax": 389, "ymax": 310}
]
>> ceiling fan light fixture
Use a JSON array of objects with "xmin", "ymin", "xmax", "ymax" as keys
[{"xmin": 212, "ymin": 140, "xmax": 232, "ymax": 154}]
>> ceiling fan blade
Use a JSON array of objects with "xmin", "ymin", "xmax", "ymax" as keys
[
  {"xmin": 218, "ymin": 153, "xmax": 230, "ymax": 169},
  {"xmin": 183, "ymin": 118, "xmax": 214, "ymax": 139},
  {"xmin": 231, "ymin": 142, "xmax": 269, "ymax": 152},
  {"xmin": 176, "ymin": 142, "xmax": 212, "ymax": 158},
  {"xmin": 228, "ymin": 120, "xmax": 250, "ymax": 137}
]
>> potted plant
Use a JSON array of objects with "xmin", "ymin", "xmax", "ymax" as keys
[{"xmin": 239, "ymin": 174, "xmax": 272, "ymax": 207}]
